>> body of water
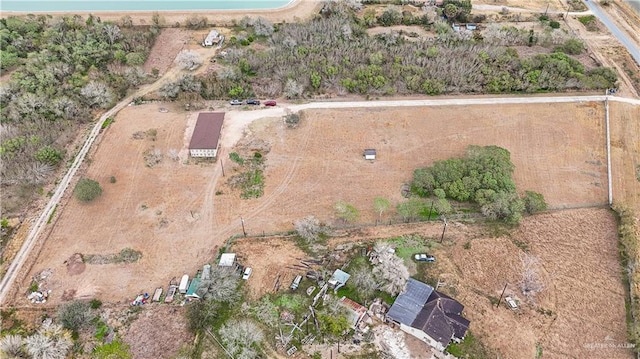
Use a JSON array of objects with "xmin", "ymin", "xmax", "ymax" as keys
[{"xmin": 1, "ymin": 0, "xmax": 292, "ymax": 12}]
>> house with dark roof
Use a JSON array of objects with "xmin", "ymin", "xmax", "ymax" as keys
[
  {"xmin": 189, "ymin": 112, "xmax": 225, "ymax": 158},
  {"xmin": 386, "ymin": 278, "xmax": 470, "ymax": 351}
]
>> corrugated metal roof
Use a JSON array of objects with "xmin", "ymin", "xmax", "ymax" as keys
[
  {"xmin": 219, "ymin": 253, "xmax": 236, "ymax": 266},
  {"xmin": 332, "ymin": 269, "xmax": 351, "ymax": 284},
  {"xmin": 387, "ymin": 278, "xmax": 434, "ymax": 325},
  {"xmin": 188, "ymin": 113, "xmax": 224, "ymax": 150}
]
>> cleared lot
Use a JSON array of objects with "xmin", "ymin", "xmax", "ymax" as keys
[{"xmin": 21, "ymin": 101, "xmax": 610, "ymax": 304}]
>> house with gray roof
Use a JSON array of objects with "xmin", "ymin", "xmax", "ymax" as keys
[{"xmin": 386, "ymin": 278, "xmax": 469, "ymax": 351}]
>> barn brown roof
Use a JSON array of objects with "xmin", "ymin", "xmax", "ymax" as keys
[{"xmin": 189, "ymin": 113, "xmax": 225, "ymax": 150}]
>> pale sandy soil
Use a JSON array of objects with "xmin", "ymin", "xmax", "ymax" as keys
[{"xmin": 0, "ymin": 0, "xmax": 322, "ymax": 26}]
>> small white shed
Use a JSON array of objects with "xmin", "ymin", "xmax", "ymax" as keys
[
  {"xmin": 364, "ymin": 149, "xmax": 376, "ymax": 160},
  {"xmin": 218, "ymin": 253, "xmax": 237, "ymax": 267}
]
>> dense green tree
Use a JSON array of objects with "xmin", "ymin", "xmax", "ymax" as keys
[
  {"xmin": 523, "ymin": 191, "xmax": 547, "ymax": 214},
  {"xmin": 411, "ymin": 145, "xmax": 537, "ymax": 223},
  {"xmin": 57, "ymin": 300, "xmax": 93, "ymax": 331},
  {"xmin": 73, "ymin": 178, "xmax": 103, "ymax": 202}
]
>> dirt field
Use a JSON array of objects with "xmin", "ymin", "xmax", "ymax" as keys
[
  {"xmin": 610, "ymin": 101, "xmax": 640, "ymax": 213},
  {"xmin": 17, "ymin": 100, "xmax": 614, "ymax": 305}
]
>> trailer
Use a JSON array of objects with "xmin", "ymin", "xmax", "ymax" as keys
[
  {"xmin": 164, "ymin": 285, "xmax": 177, "ymax": 303},
  {"xmin": 152, "ymin": 287, "xmax": 163, "ymax": 302},
  {"xmin": 179, "ymin": 274, "xmax": 190, "ymax": 294},
  {"xmin": 291, "ymin": 275, "xmax": 302, "ymax": 291}
]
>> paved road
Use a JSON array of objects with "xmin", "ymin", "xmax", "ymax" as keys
[
  {"xmin": 584, "ymin": 0, "xmax": 640, "ymax": 65},
  {"xmin": 1, "ymin": 93, "xmax": 638, "ymax": 306},
  {"xmin": 473, "ymin": 4, "xmax": 592, "ymax": 15}
]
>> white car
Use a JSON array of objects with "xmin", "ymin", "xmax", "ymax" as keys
[
  {"xmin": 242, "ymin": 267, "xmax": 252, "ymax": 280},
  {"xmin": 505, "ymin": 296, "xmax": 518, "ymax": 310}
]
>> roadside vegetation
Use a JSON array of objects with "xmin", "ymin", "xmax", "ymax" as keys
[
  {"xmin": 613, "ymin": 205, "xmax": 640, "ymax": 352},
  {"xmin": 0, "ymin": 14, "xmax": 159, "ymax": 217}
]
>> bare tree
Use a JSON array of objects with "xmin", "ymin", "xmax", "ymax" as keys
[
  {"xmin": 373, "ymin": 197, "xmax": 390, "ymax": 222},
  {"xmin": 123, "ymin": 67, "xmax": 146, "ymax": 87},
  {"xmin": 80, "ymin": 81, "xmax": 113, "ymax": 108},
  {"xmin": 251, "ymin": 296, "xmax": 279, "ymax": 326},
  {"xmin": 197, "ymin": 266, "xmax": 241, "ymax": 303},
  {"xmin": 284, "ymin": 78, "xmax": 304, "ymax": 99},
  {"xmin": 519, "ymin": 253, "xmax": 544, "ymax": 301},
  {"xmin": 102, "ymin": 24, "xmax": 121, "ymax": 46},
  {"xmin": 371, "ymin": 242, "xmax": 409, "ymax": 295},
  {"xmin": 218, "ymin": 319, "xmax": 264, "ymax": 359},
  {"xmin": 294, "ymin": 216, "xmax": 323, "ymax": 244},
  {"xmin": 25, "ymin": 321, "xmax": 72, "ymax": 359},
  {"xmin": 349, "ymin": 267, "xmax": 378, "ymax": 298},
  {"xmin": 0, "ymin": 334, "xmax": 25, "ymax": 358},
  {"xmin": 167, "ymin": 148, "xmax": 180, "ymax": 161},
  {"xmin": 157, "ymin": 80, "xmax": 181, "ymax": 99},
  {"xmin": 175, "ymin": 50, "xmax": 203, "ymax": 71},
  {"xmin": 252, "ymin": 16, "xmax": 274, "ymax": 37}
]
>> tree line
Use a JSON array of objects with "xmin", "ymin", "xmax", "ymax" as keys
[{"xmin": 157, "ymin": 1, "xmax": 616, "ymax": 105}]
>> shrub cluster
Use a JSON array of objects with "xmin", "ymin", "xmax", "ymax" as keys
[{"xmin": 411, "ymin": 145, "xmax": 546, "ymax": 223}]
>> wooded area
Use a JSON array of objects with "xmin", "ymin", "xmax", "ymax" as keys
[
  {"xmin": 180, "ymin": 1, "xmax": 617, "ymax": 101},
  {"xmin": 0, "ymin": 15, "xmax": 159, "ymax": 216},
  {"xmin": 411, "ymin": 145, "xmax": 546, "ymax": 223}
]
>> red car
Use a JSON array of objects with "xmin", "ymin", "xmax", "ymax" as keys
[{"xmin": 264, "ymin": 100, "xmax": 277, "ymax": 106}]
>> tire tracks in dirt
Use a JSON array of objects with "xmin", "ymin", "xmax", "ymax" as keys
[{"xmin": 215, "ymin": 120, "xmax": 314, "ymax": 239}]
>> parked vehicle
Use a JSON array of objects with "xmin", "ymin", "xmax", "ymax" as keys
[
  {"xmin": 230, "ymin": 99, "xmax": 243, "ymax": 105},
  {"xmin": 264, "ymin": 100, "xmax": 277, "ymax": 106},
  {"xmin": 291, "ymin": 275, "xmax": 302, "ymax": 290},
  {"xmin": 242, "ymin": 267, "xmax": 252, "ymax": 280},
  {"xmin": 414, "ymin": 254, "xmax": 436, "ymax": 262},
  {"xmin": 179, "ymin": 274, "xmax": 190, "ymax": 294},
  {"xmin": 505, "ymin": 296, "xmax": 518, "ymax": 310},
  {"xmin": 246, "ymin": 99, "xmax": 260, "ymax": 105}
]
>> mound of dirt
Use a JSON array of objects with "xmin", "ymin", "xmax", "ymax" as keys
[{"xmin": 65, "ymin": 253, "xmax": 85, "ymax": 276}]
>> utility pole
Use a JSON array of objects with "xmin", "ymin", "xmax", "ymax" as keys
[
  {"xmin": 605, "ymin": 89, "xmax": 613, "ymax": 206},
  {"xmin": 429, "ymin": 201, "xmax": 434, "ymax": 221},
  {"xmin": 440, "ymin": 217, "xmax": 448, "ymax": 243},
  {"xmin": 496, "ymin": 282, "xmax": 508, "ymax": 308},
  {"xmin": 240, "ymin": 217, "xmax": 246, "ymax": 237}
]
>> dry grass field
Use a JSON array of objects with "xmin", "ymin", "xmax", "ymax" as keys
[
  {"xmin": 15, "ymin": 99, "xmax": 638, "ymax": 358},
  {"xmin": 21, "ymin": 101, "xmax": 611, "ymax": 303}
]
